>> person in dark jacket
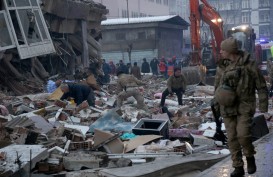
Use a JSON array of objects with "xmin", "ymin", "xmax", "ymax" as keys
[
  {"xmin": 102, "ymin": 59, "xmax": 111, "ymax": 83},
  {"xmin": 160, "ymin": 67, "xmax": 187, "ymax": 106},
  {"xmin": 131, "ymin": 62, "xmax": 141, "ymax": 79},
  {"xmin": 150, "ymin": 57, "xmax": 159, "ymax": 75},
  {"xmin": 117, "ymin": 60, "xmax": 129, "ymax": 74},
  {"xmin": 60, "ymin": 83, "xmax": 95, "ymax": 106},
  {"xmin": 141, "ymin": 58, "xmax": 150, "ymax": 74}
]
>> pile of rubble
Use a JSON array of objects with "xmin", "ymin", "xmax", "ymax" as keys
[
  {"xmin": 0, "ymin": 0, "xmax": 108, "ymax": 96},
  {"xmin": 0, "ymin": 75, "xmax": 271, "ymax": 177}
]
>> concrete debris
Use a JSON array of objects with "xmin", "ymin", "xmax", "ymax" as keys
[
  {"xmin": 190, "ymin": 133, "xmax": 215, "ymax": 146},
  {"xmin": 0, "ymin": 61, "xmax": 272, "ymax": 177},
  {"xmin": 63, "ymin": 154, "xmax": 102, "ymax": 171},
  {"xmin": 107, "ymin": 158, "xmax": 132, "ymax": 168},
  {"xmin": 0, "ymin": 145, "xmax": 48, "ymax": 175}
]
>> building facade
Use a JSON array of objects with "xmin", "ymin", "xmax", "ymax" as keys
[
  {"xmin": 169, "ymin": 0, "xmax": 191, "ymax": 49},
  {"xmin": 93, "ymin": 0, "xmax": 170, "ymax": 19},
  {"xmin": 207, "ymin": 0, "xmax": 273, "ymax": 40},
  {"xmin": 100, "ymin": 15, "xmax": 189, "ymax": 65}
]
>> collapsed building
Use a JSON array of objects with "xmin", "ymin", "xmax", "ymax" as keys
[{"xmin": 0, "ymin": 0, "xmax": 108, "ymax": 95}]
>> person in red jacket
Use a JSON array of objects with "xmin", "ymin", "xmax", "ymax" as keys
[{"xmin": 159, "ymin": 57, "xmax": 167, "ymax": 79}]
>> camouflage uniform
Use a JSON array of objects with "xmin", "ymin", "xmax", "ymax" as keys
[
  {"xmin": 116, "ymin": 74, "xmax": 148, "ymax": 110},
  {"xmin": 160, "ymin": 73, "xmax": 187, "ymax": 106},
  {"xmin": 215, "ymin": 51, "xmax": 268, "ymax": 168},
  {"xmin": 267, "ymin": 59, "xmax": 273, "ymax": 90}
]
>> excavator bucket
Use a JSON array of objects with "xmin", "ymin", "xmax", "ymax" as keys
[{"xmin": 181, "ymin": 65, "xmax": 207, "ymax": 85}]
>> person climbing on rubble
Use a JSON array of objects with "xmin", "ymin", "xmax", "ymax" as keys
[
  {"xmin": 160, "ymin": 67, "xmax": 186, "ymax": 107},
  {"xmin": 60, "ymin": 83, "xmax": 95, "ymax": 107},
  {"xmin": 214, "ymin": 37, "xmax": 268, "ymax": 177},
  {"xmin": 116, "ymin": 70, "xmax": 149, "ymax": 111}
]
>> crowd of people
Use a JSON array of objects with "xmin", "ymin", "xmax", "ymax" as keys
[{"xmin": 102, "ymin": 56, "xmax": 185, "ymax": 81}]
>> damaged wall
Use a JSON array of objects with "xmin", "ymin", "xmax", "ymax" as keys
[{"xmin": 0, "ymin": 0, "xmax": 108, "ymax": 96}]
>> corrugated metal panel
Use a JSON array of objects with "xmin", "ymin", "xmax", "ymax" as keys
[
  {"xmin": 102, "ymin": 15, "xmax": 176, "ymax": 26},
  {"xmin": 5, "ymin": 117, "xmax": 35, "ymax": 129}
]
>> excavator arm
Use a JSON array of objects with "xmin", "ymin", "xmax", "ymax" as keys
[{"xmin": 190, "ymin": 0, "xmax": 224, "ymax": 65}]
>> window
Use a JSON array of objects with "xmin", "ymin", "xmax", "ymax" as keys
[
  {"xmin": 235, "ymin": 2, "xmax": 240, "ymax": 9},
  {"xmin": 138, "ymin": 32, "xmax": 146, "ymax": 39},
  {"xmin": 122, "ymin": 9, "xmax": 128, "ymax": 18},
  {"xmin": 163, "ymin": 0, "xmax": 168, "ymax": 5},
  {"xmin": 140, "ymin": 13, "xmax": 146, "ymax": 17},
  {"xmin": 0, "ymin": 11, "xmax": 15, "ymax": 51},
  {"xmin": 218, "ymin": 3, "xmax": 223, "ymax": 10},
  {"xmin": 230, "ymin": 2, "xmax": 233, "ymax": 10},
  {"xmin": 260, "ymin": 12, "xmax": 270, "ymax": 22},
  {"xmin": 3, "ymin": 0, "xmax": 55, "ymax": 59},
  {"xmin": 242, "ymin": 12, "xmax": 250, "ymax": 23},
  {"xmin": 156, "ymin": 0, "xmax": 161, "ymax": 4},
  {"xmin": 259, "ymin": 0, "xmax": 270, "ymax": 8},
  {"xmin": 260, "ymin": 27, "xmax": 270, "ymax": 37},
  {"xmin": 131, "ymin": 11, "xmax": 138, "ymax": 18},
  {"xmin": 116, "ymin": 33, "xmax": 126, "ymax": 40},
  {"xmin": 242, "ymin": 0, "xmax": 250, "ymax": 9}
]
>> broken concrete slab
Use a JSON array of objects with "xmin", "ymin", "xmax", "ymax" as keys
[
  {"xmin": 99, "ymin": 153, "xmax": 227, "ymax": 177},
  {"xmin": 59, "ymin": 169, "xmax": 99, "ymax": 177},
  {"xmin": 63, "ymin": 155, "xmax": 102, "ymax": 171},
  {"xmin": 0, "ymin": 145, "xmax": 48, "ymax": 176},
  {"xmin": 190, "ymin": 134, "xmax": 215, "ymax": 146}
]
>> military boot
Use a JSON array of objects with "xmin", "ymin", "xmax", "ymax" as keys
[
  {"xmin": 230, "ymin": 166, "xmax": 245, "ymax": 177},
  {"xmin": 246, "ymin": 156, "xmax": 256, "ymax": 174}
]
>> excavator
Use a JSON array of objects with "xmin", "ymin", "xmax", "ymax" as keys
[
  {"xmin": 188, "ymin": 0, "xmax": 256, "ymax": 76},
  {"xmin": 189, "ymin": 0, "xmax": 224, "ymax": 78}
]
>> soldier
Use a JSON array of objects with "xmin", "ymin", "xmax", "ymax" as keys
[
  {"xmin": 116, "ymin": 70, "xmax": 148, "ymax": 111},
  {"xmin": 160, "ymin": 67, "xmax": 187, "ymax": 107},
  {"xmin": 267, "ymin": 57, "xmax": 273, "ymax": 96},
  {"xmin": 215, "ymin": 38, "xmax": 268, "ymax": 177}
]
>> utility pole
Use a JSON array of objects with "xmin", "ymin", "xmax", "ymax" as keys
[
  {"xmin": 126, "ymin": 0, "xmax": 132, "ymax": 66},
  {"xmin": 126, "ymin": 0, "xmax": 129, "ymax": 23}
]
